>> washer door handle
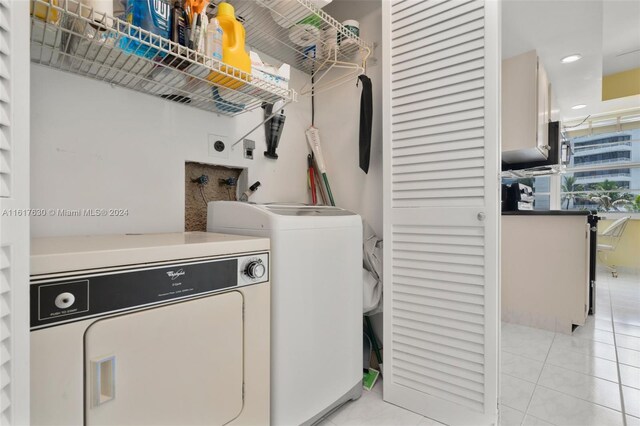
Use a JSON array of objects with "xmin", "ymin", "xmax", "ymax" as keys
[{"xmin": 91, "ymin": 356, "xmax": 116, "ymax": 407}]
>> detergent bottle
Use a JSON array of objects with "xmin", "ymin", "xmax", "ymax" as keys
[
  {"xmin": 32, "ymin": 0, "xmax": 60, "ymax": 23},
  {"xmin": 208, "ymin": 2, "xmax": 251, "ymax": 89},
  {"xmin": 120, "ymin": 0, "xmax": 172, "ymax": 59}
]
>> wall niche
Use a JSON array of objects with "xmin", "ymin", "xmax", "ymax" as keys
[{"xmin": 185, "ymin": 162, "xmax": 243, "ymax": 232}]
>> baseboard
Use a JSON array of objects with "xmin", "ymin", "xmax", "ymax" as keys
[{"xmin": 305, "ymin": 381, "xmax": 363, "ymax": 426}]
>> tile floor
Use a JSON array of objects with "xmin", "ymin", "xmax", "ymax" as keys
[
  {"xmin": 317, "ymin": 378, "xmax": 443, "ymax": 426},
  {"xmin": 498, "ymin": 269, "xmax": 640, "ymax": 426},
  {"xmin": 320, "ymin": 269, "xmax": 640, "ymax": 426}
]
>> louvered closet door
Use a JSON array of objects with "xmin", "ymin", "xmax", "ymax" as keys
[
  {"xmin": 0, "ymin": 0, "xmax": 30, "ymax": 424},
  {"xmin": 382, "ymin": 1, "xmax": 499, "ymax": 425}
]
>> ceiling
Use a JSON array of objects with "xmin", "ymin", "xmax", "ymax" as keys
[
  {"xmin": 502, "ymin": 0, "xmax": 640, "ymax": 123},
  {"xmin": 602, "ymin": 0, "xmax": 640, "ymax": 75}
]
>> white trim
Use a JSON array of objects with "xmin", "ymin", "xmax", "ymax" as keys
[
  {"xmin": 563, "ymin": 107, "xmax": 640, "ymax": 129},
  {"xmin": 598, "ymin": 212, "xmax": 640, "ymax": 220},
  {"xmin": 381, "ymin": 0, "xmax": 392, "ymax": 382},
  {"xmin": 0, "ymin": 1, "xmax": 31, "ymax": 424},
  {"xmin": 549, "ymin": 174, "xmax": 562, "ymax": 210},
  {"xmin": 483, "ymin": 0, "xmax": 501, "ymax": 421},
  {"xmin": 565, "ymin": 162, "xmax": 640, "ymax": 174},
  {"xmin": 561, "ymin": 189, "xmax": 640, "ymax": 195}
]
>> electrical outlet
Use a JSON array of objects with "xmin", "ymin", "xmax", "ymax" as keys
[
  {"xmin": 243, "ymin": 139, "xmax": 255, "ymax": 160},
  {"xmin": 208, "ymin": 134, "xmax": 229, "ymax": 159}
]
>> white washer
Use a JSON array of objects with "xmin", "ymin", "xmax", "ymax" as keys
[
  {"xmin": 208, "ymin": 202, "xmax": 363, "ymax": 426},
  {"xmin": 30, "ymin": 232, "xmax": 270, "ymax": 426}
]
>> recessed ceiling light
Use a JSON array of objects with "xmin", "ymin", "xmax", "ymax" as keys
[
  {"xmin": 572, "ymin": 104, "xmax": 587, "ymax": 110},
  {"xmin": 561, "ymin": 54, "xmax": 583, "ymax": 64}
]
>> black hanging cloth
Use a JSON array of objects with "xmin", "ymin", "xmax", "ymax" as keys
[{"xmin": 358, "ymin": 74, "xmax": 373, "ymax": 174}]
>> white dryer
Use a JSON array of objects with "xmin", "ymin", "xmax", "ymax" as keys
[
  {"xmin": 208, "ymin": 202, "xmax": 363, "ymax": 426},
  {"xmin": 30, "ymin": 232, "xmax": 270, "ymax": 426}
]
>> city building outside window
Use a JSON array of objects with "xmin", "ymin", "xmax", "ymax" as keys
[{"xmin": 561, "ymin": 126, "xmax": 640, "ymax": 213}]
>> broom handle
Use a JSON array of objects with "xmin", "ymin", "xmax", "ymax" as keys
[
  {"xmin": 312, "ymin": 160, "xmax": 328, "ymax": 205},
  {"xmin": 322, "ymin": 173, "xmax": 335, "ymax": 206}
]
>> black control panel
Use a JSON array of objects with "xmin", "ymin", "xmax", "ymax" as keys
[{"xmin": 30, "ymin": 255, "xmax": 267, "ymax": 330}]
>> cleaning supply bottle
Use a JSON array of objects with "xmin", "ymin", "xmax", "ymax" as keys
[
  {"xmin": 171, "ymin": 0, "xmax": 188, "ymax": 46},
  {"xmin": 120, "ymin": 0, "xmax": 172, "ymax": 58},
  {"xmin": 32, "ymin": 0, "xmax": 60, "ymax": 23},
  {"xmin": 208, "ymin": 2, "xmax": 251, "ymax": 89},
  {"xmin": 81, "ymin": 0, "xmax": 114, "ymax": 22},
  {"xmin": 196, "ymin": 11, "xmax": 208, "ymax": 54},
  {"xmin": 205, "ymin": 16, "xmax": 223, "ymax": 62}
]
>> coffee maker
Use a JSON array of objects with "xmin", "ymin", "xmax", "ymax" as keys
[{"xmin": 502, "ymin": 183, "xmax": 534, "ymax": 211}]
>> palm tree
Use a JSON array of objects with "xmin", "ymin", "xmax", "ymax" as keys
[
  {"xmin": 561, "ymin": 176, "xmax": 583, "ymax": 209},
  {"xmin": 589, "ymin": 195, "xmax": 630, "ymax": 212},
  {"xmin": 589, "ymin": 180, "xmax": 633, "ymax": 212}
]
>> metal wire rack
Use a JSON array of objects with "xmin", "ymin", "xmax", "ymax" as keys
[
  {"xmin": 30, "ymin": 0, "xmax": 297, "ymax": 116},
  {"xmin": 231, "ymin": 0, "xmax": 372, "ymax": 75},
  {"xmin": 501, "ymin": 165, "xmax": 565, "ymax": 179}
]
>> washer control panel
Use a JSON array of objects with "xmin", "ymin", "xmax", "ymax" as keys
[{"xmin": 31, "ymin": 252, "xmax": 269, "ymax": 330}]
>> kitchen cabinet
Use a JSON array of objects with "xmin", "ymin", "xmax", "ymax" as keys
[
  {"xmin": 502, "ymin": 50, "xmax": 551, "ymax": 163},
  {"xmin": 502, "ymin": 213, "xmax": 591, "ymax": 334}
]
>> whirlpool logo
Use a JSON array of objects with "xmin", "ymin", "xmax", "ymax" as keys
[{"xmin": 166, "ymin": 269, "xmax": 186, "ymax": 280}]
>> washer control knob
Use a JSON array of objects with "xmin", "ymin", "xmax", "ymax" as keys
[
  {"xmin": 55, "ymin": 292, "xmax": 75, "ymax": 309},
  {"xmin": 245, "ymin": 261, "xmax": 266, "ymax": 279}
]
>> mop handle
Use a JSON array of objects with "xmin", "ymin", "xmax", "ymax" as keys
[{"xmin": 314, "ymin": 166, "xmax": 328, "ymax": 205}]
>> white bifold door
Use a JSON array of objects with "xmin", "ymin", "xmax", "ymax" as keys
[
  {"xmin": 382, "ymin": 1, "xmax": 500, "ymax": 425},
  {"xmin": 0, "ymin": 1, "xmax": 31, "ymax": 424}
]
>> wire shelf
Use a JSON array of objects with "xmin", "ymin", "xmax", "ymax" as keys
[
  {"xmin": 231, "ymin": 0, "xmax": 372, "ymax": 75},
  {"xmin": 501, "ymin": 165, "xmax": 565, "ymax": 179},
  {"xmin": 30, "ymin": 0, "xmax": 297, "ymax": 116}
]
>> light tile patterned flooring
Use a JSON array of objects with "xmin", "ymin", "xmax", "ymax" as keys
[
  {"xmin": 497, "ymin": 269, "xmax": 640, "ymax": 426},
  {"xmin": 320, "ymin": 270, "xmax": 640, "ymax": 426}
]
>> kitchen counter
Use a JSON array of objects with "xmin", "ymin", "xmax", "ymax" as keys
[
  {"xmin": 502, "ymin": 210, "xmax": 592, "ymax": 216},
  {"xmin": 502, "ymin": 214, "xmax": 591, "ymax": 333}
]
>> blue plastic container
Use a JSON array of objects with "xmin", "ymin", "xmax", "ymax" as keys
[{"xmin": 120, "ymin": 0, "xmax": 172, "ymax": 58}]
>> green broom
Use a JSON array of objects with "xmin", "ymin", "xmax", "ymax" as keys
[{"xmin": 305, "ymin": 126, "xmax": 335, "ymax": 206}]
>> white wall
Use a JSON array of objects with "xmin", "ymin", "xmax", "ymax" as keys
[
  {"xmin": 317, "ymin": 0, "xmax": 383, "ymax": 346},
  {"xmin": 317, "ymin": 0, "xmax": 383, "ymax": 237},
  {"xmin": 30, "ymin": 1, "xmax": 382, "ymax": 239},
  {"xmin": 30, "ymin": 64, "xmax": 312, "ymax": 237}
]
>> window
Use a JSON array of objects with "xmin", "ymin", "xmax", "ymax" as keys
[
  {"xmin": 573, "ymin": 151, "xmax": 631, "ymax": 166},
  {"xmin": 560, "ymin": 126, "xmax": 640, "ymax": 213},
  {"xmin": 574, "ymin": 135, "xmax": 630, "ymax": 148}
]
